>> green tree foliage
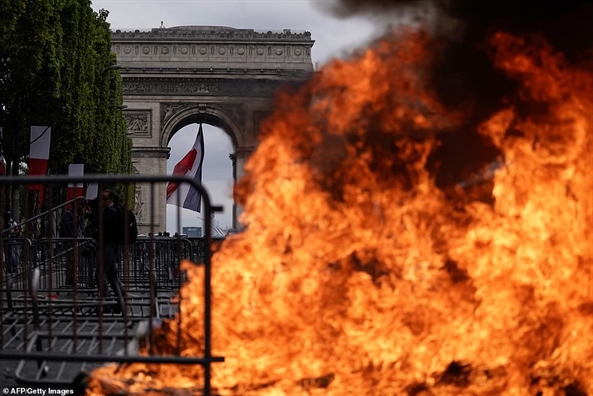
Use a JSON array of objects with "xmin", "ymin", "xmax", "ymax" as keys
[{"xmin": 0, "ymin": 1, "xmax": 131, "ymax": 176}]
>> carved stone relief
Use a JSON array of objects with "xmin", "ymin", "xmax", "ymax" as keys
[
  {"xmin": 116, "ymin": 43, "xmax": 309, "ymax": 63},
  {"xmin": 125, "ymin": 78, "xmax": 289, "ymax": 97},
  {"xmin": 161, "ymin": 103, "xmax": 192, "ymax": 126},
  {"xmin": 124, "ymin": 111, "xmax": 151, "ymax": 137},
  {"xmin": 113, "ymin": 44, "xmax": 310, "ymax": 62},
  {"xmin": 134, "ymin": 184, "xmax": 144, "ymax": 221}
]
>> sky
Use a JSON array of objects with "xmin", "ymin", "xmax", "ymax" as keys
[{"xmin": 90, "ymin": 0, "xmax": 386, "ymax": 234}]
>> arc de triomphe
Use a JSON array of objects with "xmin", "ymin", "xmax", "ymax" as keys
[{"xmin": 112, "ymin": 26, "xmax": 314, "ymax": 234}]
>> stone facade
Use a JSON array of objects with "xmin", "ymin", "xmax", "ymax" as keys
[{"xmin": 113, "ymin": 26, "xmax": 314, "ymax": 234}]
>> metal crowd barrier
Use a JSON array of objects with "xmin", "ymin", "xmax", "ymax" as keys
[{"xmin": 0, "ymin": 174, "xmax": 225, "ymax": 395}]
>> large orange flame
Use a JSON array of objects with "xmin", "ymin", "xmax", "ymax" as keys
[{"xmin": 87, "ymin": 29, "xmax": 593, "ymax": 395}]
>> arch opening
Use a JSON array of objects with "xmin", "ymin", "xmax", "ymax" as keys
[
  {"xmin": 165, "ymin": 112, "xmax": 239, "ymax": 149},
  {"xmin": 160, "ymin": 105, "xmax": 244, "ymax": 149},
  {"xmin": 166, "ymin": 123, "xmax": 235, "ymax": 236}
]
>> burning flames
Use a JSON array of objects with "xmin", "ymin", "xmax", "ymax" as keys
[{"xmin": 87, "ymin": 29, "xmax": 592, "ymax": 395}]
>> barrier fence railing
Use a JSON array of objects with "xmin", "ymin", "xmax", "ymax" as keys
[{"xmin": 0, "ymin": 174, "xmax": 225, "ymax": 395}]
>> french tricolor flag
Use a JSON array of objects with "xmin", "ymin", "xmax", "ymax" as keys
[
  {"xmin": 166, "ymin": 124, "xmax": 205, "ymax": 212},
  {"xmin": 28, "ymin": 126, "xmax": 51, "ymax": 190}
]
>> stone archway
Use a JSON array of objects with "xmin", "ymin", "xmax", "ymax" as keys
[
  {"xmin": 113, "ymin": 26, "xmax": 314, "ymax": 234},
  {"xmin": 160, "ymin": 103, "xmax": 243, "ymax": 148},
  {"xmin": 161, "ymin": 104, "xmax": 246, "ymax": 230}
]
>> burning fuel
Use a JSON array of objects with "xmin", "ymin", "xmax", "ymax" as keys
[{"xmin": 87, "ymin": 9, "xmax": 592, "ymax": 396}]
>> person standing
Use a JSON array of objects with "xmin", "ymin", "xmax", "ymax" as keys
[{"xmin": 91, "ymin": 189, "xmax": 126, "ymax": 314}]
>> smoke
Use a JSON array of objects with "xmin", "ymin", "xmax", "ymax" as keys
[
  {"xmin": 323, "ymin": 0, "xmax": 593, "ymax": 102},
  {"xmin": 328, "ymin": 0, "xmax": 593, "ymax": 53},
  {"xmin": 316, "ymin": 0, "xmax": 593, "ymax": 195}
]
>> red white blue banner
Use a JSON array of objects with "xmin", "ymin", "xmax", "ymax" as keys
[{"xmin": 166, "ymin": 124, "xmax": 205, "ymax": 212}]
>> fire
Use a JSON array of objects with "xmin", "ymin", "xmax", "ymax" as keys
[{"xmin": 87, "ymin": 29, "xmax": 593, "ymax": 395}]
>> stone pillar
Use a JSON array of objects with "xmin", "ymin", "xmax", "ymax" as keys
[
  {"xmin": 231, "ymin": 147, "xmax": 254, "ymax": 228},
  {"xmin": 131, "ymin": 146, "xmax": 171, "ymax": 235}
]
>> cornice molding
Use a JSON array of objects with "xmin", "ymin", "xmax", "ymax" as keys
[
  {"xmin": 131, "ymin": 146, "xmax": 170, "ymax": 159},
  {"xmin": 112, "ymin": 26, "xmax": 314, "ymax": 43}
]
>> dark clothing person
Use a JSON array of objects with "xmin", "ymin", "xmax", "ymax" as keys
[
  {"xmin": 89, "ymin": 190, "xmax": 126, "ymax": 314},
  {"xmin": 60, "ymin": 199, "xmax": 86, "ymax": 238}
]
